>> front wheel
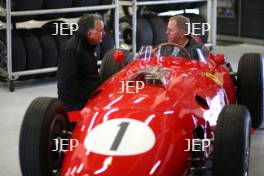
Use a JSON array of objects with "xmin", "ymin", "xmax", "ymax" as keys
[
  {"xmin": 213, "ymin": 105, "xmax": 251, "ymax": 176},
  {"xmin": 19, "ymin": 97, "xmax": 70, "ymax": 176}
]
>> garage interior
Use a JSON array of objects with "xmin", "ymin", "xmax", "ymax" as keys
[{"xmin": 0, "ymin": 0, "xmax": 264, "ymax": 175}]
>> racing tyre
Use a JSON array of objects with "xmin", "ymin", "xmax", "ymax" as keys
[
  {"xmin": 72, "ymin": 0, "xmax": 98, "ymax": 6},
  {"xmin": 0, "ymin": 38, "xmax": 6, "ymax": 69},
  {"xmin": 100, "ymin": 48, "xmax": 133, "ymax": 82},
  {"xmin": 43, "ymin": 0, "xmax": 73, "ymax": 9},
  {"xmin": 120, "ymin": 16, "xmax": 153, "ymax": 51},
  {"xmin": 189, "ymin": 2, "xmax": 206, "ymax": 9},
  {"xmin": 122, "ymin": 6, "xmax": 131, "ymax": 17},
  {"xmin": 19, "ymin": 97, "xmax": 69, "ymax": 176},
  {"xmin": 34, "ymin": 29, "xmax": 58, "ymax": 68},
  {"xmin": 100, "ymin": 0, "xmax": 113, "ymax": 14},
  {"xmin": 38, "ymin": 0, "xmax": 72, "ymax": 20},
  {"xmin": 146, "ymin": 2, "xmax": 182, "ymax": 13},
  {"xmin": 101, "ymin": 0, "xmax": 112, "ymax": 5},
  {"xmin": 0, "ymin": 0, "xmax": 43, "ymax": 22},
  {"xmin": 55, "ymin": 35, "xmax": 70, "ymax": 56},
  {"xmin": 213, "ymin": 105, "xmax": 251, "ymax": 176},
  {"xmin": 101, "ymin": 29, "xmax": 115, "ymax": 59},
  {"xmin": 178, "ymin": 3, "xmax": 192, "ymax": 9},
  {"xmin": 146, "ymin": 15, "xmax": 167, "ymax": 46},
  {"xmin": 11, "ymin": 31, "xmax": 27, "ymax": 72},
  {"xmin": 41, "ymin": 21, "xmax": 70, "ymax": 55},
  {"xmin": 121, "ymin": 6, "xmax": 143, "ymax": 18},
  {"xmin": 19, "ymin": 29, "xmax": 42, "ymax": 70},
  {"xmin": 41, "ymin": 20, "xmax": 69, "ymax": 35},
  {"xmin": 0, "ymin": 0, "xmax": 43, "ymax": 10},
  {"xmin": 33, "ymin": 28, "xmax": 58, "ymax": 78},
  {"xmin": 237, "ymin": 53, "xmax": 263, "ymax": 128},
  {"xmin": 68, "ymin": 0, "xmax": 99, "ymax": 17},
  {"xmin": 0, "ymin": 30, "xmax": 27, "ymax": 72}
]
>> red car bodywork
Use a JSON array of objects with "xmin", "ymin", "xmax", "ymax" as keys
[{"xmin": 61, "ymin": 53, "xmax": 236, "ymax": 176}]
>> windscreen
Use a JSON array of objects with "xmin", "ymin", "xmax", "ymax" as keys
[{"xmin": 135, "ymin": 44, "xmax": 208, "ymax": 63}]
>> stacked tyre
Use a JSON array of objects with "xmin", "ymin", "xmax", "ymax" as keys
[
  {"xmin": 0, "ymin": 28, "xmax": 58, "ymax": 79},
  {"xmin": 101, "ymin": 28, "xmax": 115, "ymax": 60},
  {"xmin": 119, "ymin": 13, "xmax": 209, "ymax": 51},
  {"xmin": 0, "ymin": 0, "xmax": 115, "ymax": 91},
  {"xmin": 0, "ymin": 24, "xmax": 115, "ymax": 80},
  {"xmin": 0, "ymin": 30, "xmax": 27, "ymax": 72},
  {"xmin": 119, "ymin": 15, "xmax": 167, "ymax": 51},
  {"xmin": 0, "ymin": 0, "xmax": 113, "ymax": 22},
  {"xmin": 119, "ymin": 0, "xmax": 209, "ymax": 51},
  {"xmin": 0, "ymin": 0, "xmax": 43, "ymax": 22},
  {"xmin": 69, "ymin": 0, "xmax": 113, "ymax": 17}
]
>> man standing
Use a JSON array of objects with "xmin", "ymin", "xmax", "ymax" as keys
[{"xmin": 57, "ymin": 14, "xmax": 105, "ymax": 111}]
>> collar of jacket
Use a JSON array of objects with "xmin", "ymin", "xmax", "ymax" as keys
[{"xmin": 75, "ymin": 30, "xmax": 97, "ymax": 51}]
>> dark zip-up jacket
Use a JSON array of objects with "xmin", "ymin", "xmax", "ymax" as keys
[{"xmin": 57, "ymin": 31, "xmax": 100, "ymax": 109}]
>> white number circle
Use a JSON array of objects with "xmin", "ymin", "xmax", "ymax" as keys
[{"xmin": 84, "ymin": 118, "xmax": 156, "ymax": 156}]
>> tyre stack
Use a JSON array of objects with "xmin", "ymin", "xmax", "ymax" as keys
[
  {"xmin": 0, "ymin": 0, "xmax": 114, "ymax": 21},
  {"xmin": 119, "ymin": 14, "xmax": 167, "ymax": 51},
  {"xmin": 68, "ymin": 0, "xmax": 113, "ymax": 18},
  {"xmin": 119, "ymin": 1, "xmax": 209, "ymax": 51},
  {"xmin": 0, "ymin": 0, "xmax": 115, "ymax": 82},
  {"xmin": 0, "ymin": 30, "xmax": 27, "ymax": 72},
  {"xmin": 0, "ymin": 22, "xmax": 115, "ymax": 79},
  {"xmin": 0, "ymin": 0, "xmax": 43, "ymax": 22},
  {"xmin": 0, "ymin": 28, "xmax": 58, "ymax": 79}
]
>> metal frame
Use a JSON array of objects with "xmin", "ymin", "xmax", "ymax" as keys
[
  {"xmin": 0, "ymin": 0, "xmax": 120, "ymax": 91},
  {"xmin": 121, "ymin": 0, "xmax": 217, "ymax": 55}
]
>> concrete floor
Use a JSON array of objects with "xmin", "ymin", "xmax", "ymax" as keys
[{"xmin": 0, "ymin": 43, "xmax": 263, "ymax": 175}]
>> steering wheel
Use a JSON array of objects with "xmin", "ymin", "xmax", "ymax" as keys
[{"xmin": 152, "ymin": 43, "xmax": 191, "ymax": 59}]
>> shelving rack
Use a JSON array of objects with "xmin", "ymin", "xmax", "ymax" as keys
[
  {"xmin": 0, "ymin": 0, "xmax": 120, "ymax": 91},
  {"xmin": 120, "ymin": 0, "xmax": 217, "ymax": 55}
]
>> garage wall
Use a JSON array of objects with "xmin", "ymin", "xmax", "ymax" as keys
[
  {"xmin": 217, "ymin": 0, "xmax": 264, "ymax": 39},
  {"xmin": 241, "ymin": 0, "xmax": 264, "ymax": 39},
  {"xmin": 217, "ymin": 0, "xmax": 240, "ymax": 36}
]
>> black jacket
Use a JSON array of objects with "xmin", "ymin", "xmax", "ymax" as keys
[
  {"xmin": 57, "ymin": 31, "xmax": 100, "ymax": 107},
  {"xmin": 185, "ymin": 35, "xmax": 209, "ymax": 59}
]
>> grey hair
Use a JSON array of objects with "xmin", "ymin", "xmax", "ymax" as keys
[
  {"xmin": 77, "ymin": 13, "xmax": 103, "ymax": 32},
  {"xmin": 169, "ymin": 15, "xmax": 190, "ymax": 34}
]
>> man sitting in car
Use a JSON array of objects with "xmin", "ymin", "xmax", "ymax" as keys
[{"xmin": 166, "ymin": 15, "xmax": 208, "ymax": 58}]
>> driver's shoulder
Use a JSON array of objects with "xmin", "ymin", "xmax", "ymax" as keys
[{"xmin": 186, "ymin": 36, "xmax": 204, "ymax": 50}]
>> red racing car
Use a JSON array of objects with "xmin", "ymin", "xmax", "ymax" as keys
[{"xmin": 19, "ymin": 43, "xmax": 263, "ymax": 176}]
